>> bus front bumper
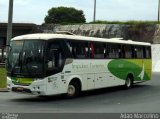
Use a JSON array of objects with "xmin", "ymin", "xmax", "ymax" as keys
[{"xmin": 7, "ymin": 77, "xmax": 47, "ymax": 96}]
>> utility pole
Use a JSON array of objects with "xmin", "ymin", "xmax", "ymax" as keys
[
  {"xmin": 7, "ymin": 0, "xmax": 14, "ymax": 48},
  {"xmin": 158, "ymin": 0, "xmax": 160, "ymax": 21},
  {"xmin": 93, "ymin": 0, "xmax": 96, "ymax": 22}
]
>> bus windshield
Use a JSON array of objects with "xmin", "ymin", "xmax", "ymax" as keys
[{"xmin": 7, "ymin": 40, "xmax": 45, "ymax": 78}]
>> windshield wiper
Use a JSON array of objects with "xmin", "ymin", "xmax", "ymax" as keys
[
  {"xmin": 10, "ymin": 52, "xmax": 21, "ymax": 75},
  {"xmin": 21, "ymin": 52, "xmax": 33, "ymax": 77}
]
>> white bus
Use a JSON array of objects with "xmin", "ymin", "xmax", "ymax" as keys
[{"xmin": 7, "ymin": 33, "xmax": 152, "ymax": 98}]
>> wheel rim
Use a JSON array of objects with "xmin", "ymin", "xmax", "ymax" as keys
[
  {"xmin": 126, "ymin": 78, "xmax": 131, "ymax": 88},
  {"xmin": 67, "ymin": 85, "xmax": 76, "ymax": 96}
]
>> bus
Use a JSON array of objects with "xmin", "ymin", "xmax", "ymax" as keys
[{"xmin": 7, "ymin": 33, "xmax": 152, "ymax": 98}]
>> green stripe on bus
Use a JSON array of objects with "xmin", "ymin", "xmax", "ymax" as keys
[
  {"xmin": 11, "ymin": 77, "xmax": 33, "ymax": 85},
  {"xmin": 107, "ymin": 59, "xmax": 152, "ymax": 81}
]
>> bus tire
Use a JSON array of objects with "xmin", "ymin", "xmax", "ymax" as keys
[
  {"xmin": 124, "ymin": 75, "xmax": 133, "ymax": 89},
  {"xmin": 66, "ymin": 81, "xmax": 80, "ymax": 98}
]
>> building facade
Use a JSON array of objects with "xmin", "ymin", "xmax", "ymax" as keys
[{"xmin": 0, "ymin": 23, "xmax": 37, "ymax": 63}]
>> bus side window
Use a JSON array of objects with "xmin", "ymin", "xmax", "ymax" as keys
[
  {"xmin": 68, "ymin": 41, "xmax": 89, "ymax": 59},
  {"xmin": 94, "ymin": 42, "xmax": 105, "ymax": 59},
  {"xmin": 123, "ymin": 45, "xmax": 133, "ymax": 59},
  {"xmin": 145, "ymin": 46, "xmax": 151, "ymax": 59},
  {"xmin": 107, "ymin": 43, "xmax": 120, "ymax": 59},
  {"xmin": 66, "ymin": 41, "xmax": 77, "ymax": 58},
  {"xmin": 135, "ymin": 46, "xmax": 144, "ymax": 59},
  {"xmin": 76, "ymin": 42, "xmax": 88, "ymax": 59}
]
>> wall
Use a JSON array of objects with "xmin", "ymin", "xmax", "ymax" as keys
[
  {"xmin": 152, "ymin": 44, "xmax": 160, "ymax": 72},
  {"xmin": 40, "ymin": 24, "xmax": 160, "ymax": 43}
]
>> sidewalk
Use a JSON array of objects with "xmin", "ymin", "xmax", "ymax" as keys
[{"xmin": 0, "ymin": 88, "xmax": 8, "ymax": 92}]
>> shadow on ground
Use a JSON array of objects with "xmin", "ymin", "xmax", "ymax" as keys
[{"xmin": 10, "ymin": 84, "xmax": 153, "ymax": 103}]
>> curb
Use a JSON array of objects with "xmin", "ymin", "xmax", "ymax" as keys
[{"xmin": 0, "ymin": 88, "xmax": 9, "ymax": 92}]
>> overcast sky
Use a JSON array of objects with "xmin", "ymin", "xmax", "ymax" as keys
[{"xmin": 0, "ymin": 0, "xmax": 159, "ymax": 24}]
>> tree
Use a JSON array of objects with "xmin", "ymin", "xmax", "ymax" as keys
[{"xmin": 44, "ymin": 7, "xmax": 86, "ymax": 24}]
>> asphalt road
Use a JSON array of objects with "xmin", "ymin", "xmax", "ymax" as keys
[{"xmin": 0, "ymin": 73, "xmax": 160, "ymax": 114}]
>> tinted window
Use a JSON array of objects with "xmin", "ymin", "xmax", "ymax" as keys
[
  {"xmin": 144, "ymin": 46, "xmax": 151, "ymax": 59},
  {"xmin": 90, "ymin": 42, "xmax": 104, "ymax": 59},
  {"xmin": 135, "ymin": 46, "xmax": 144, "ymax": 58},
  {"xmin": 67, "ymin": 41, "xmax": 89, "ymax": 59},
  {"xmin": 106, "ymin": 43, "xmax": 121, "ymax": 59},
  {"xmin": 123, "ymin": 45, "xmax": 134, "ymax": 58},
  {"xmin": 7, "ymin": 40, "xmax": 45, "ymax": 78},
  {"xmin": 46, "ymin": 41, "xmax": 65, "ymax": 75}
]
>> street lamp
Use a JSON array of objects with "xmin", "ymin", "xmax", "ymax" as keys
[
  {"xmin": 6, "ymin": 0, "xmax": 13, "ymax": 64},
  {"xmin": 93, "ymin": 0, "xmax": 96, "ymax": 22},
  {"xmin": 7, "ymin": 0, "xmax": 14, "ymax": 47},
  {"xmin": 158, "ymin": 0, "xmax": 160, "ymax": 21}
]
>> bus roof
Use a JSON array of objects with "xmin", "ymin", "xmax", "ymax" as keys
[{"xmin": 11, "ymin": 33, "xmax": 151, "ymax": 46}]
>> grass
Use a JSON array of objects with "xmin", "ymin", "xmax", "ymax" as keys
[
  {"xmin": 43, "ymin": 20, "xmax": 160, "ymax": 26},
  {"xmin": 0, "ymin": 68, "xmax": 7, "ymax": 88}
]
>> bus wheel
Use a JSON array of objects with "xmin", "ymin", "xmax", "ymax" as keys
[
  {"xmin": 66, "ymin": 81, "xmax": 80, "ymax": 98},
  {"xmin": 124, "ymin": 75, "xmax": 133, "ymax": 89}
]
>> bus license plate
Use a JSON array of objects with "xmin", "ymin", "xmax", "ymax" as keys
[{"xmin": 16, "ymin": 87, "xmax": 24, "ymax": 91}]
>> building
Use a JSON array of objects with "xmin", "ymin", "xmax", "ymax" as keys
[{"xmin": 0, "ymin": 23, "xmax": 38, "ymax": 63}]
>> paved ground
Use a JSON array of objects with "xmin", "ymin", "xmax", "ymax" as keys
[{"xmin": 0, "ymin": 73, "xmax": 160, "ymax": 114}]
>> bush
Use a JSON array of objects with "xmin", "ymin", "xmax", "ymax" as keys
[
  {"xmin": 0, "ymin": 68, "xmax": 7, "ymax": 88},
  {"xmin": 44, "ymin": 6, "xmax": 86, "ymax": 24},
  {"xmin": 89, "ymin": 20, "xmax": 160, "ymax": 25}
]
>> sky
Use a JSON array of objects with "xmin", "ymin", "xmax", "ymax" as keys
[{"xmin": 0, "ymin": 0, "xmax": 159, "ymax": 25}]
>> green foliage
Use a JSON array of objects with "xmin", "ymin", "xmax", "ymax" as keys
[
  {"xmin": 44, "ymin": 6, "xmax": 86, "ymax": 24},
  {"xmin": 0, "ymin": 68, "xmax": 6, "ymax": 88}
]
